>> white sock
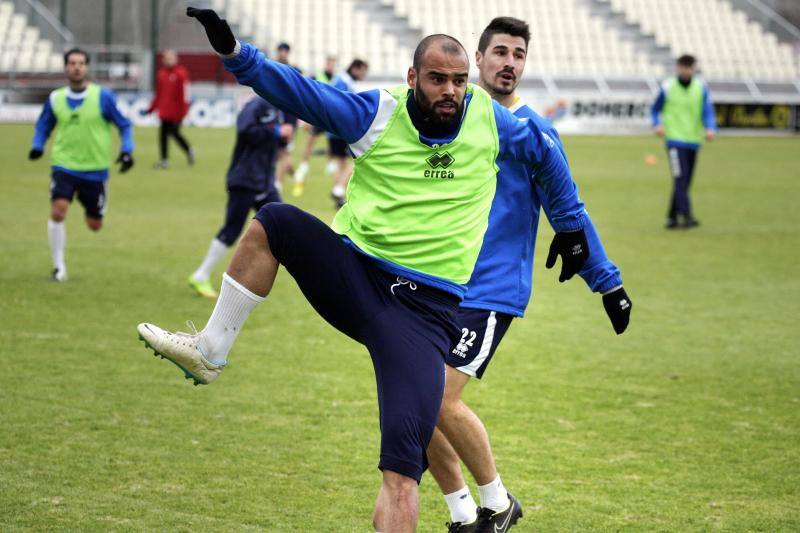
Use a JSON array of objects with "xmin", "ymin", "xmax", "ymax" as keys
[
  {"xmin": 331, "ymin": 184, "xmax": 346, "ymax": 197},
  {"xmin": 477, "ymin": 475, "xmax": 510, "ymax": 512},
  {"xmin": 192, "ymin": 238, "xmax": 229, "ymax": 282},
  {"xmin": 325, "ymin": 159, "xmax": 339, "ymax": 175},
  {"xmin": 197, "ymin": 272, "xmax": 264, "ymax": 364},
  {"xmin": 295, "ymin": 161, "xmax": 308, "ymax": 183},
  {"xmin": 444, "ymin": 486, "xmax": 478, "ymax": 524},
  {"xmin": 47, "ymin": 219, "xmax": 66, "ymax": 272}
]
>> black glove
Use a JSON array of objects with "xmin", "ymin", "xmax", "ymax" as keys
[
  {"xmin": 602, "ymin": 287, "xmax": 632, "ymax": 334},
  {"xmin": 545, "ymin": 229, "xmax": 589, "ymax": 282},
  {"xmin": 29, "ymin": 148, "xmax": 43, "ymax": 160},
  {"xmin": 186, "ymin": 7, "xmax": 237, "ymax": 55},
  {"xmin": 116, "ymin": 152, "xmax": 134, "ymax": 173}
]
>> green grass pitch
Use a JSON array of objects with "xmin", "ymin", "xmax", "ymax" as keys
[{"xmin": 0, "ymin": 123, "xmax": 798, "ymax": 531}]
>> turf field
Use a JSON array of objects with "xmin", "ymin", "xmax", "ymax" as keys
[{"xmin": 1, "ymin": 123, "xmax": 798, "ymax": 531}]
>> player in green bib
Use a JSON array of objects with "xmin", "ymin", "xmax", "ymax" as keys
[
  {"xmin": 138, "ymin": 9, "xmax": 590, "ymax": 531},
  {"xmin": 293, "ymin": 54, "xmax": 338, "ymax": 197},
  {"xmin": 30, "ymin": 48, "xmax": 134, "ymax": 281},
  {"xmin": 651, "ymin": 54, "xmax": 717, "ymax": 229}
]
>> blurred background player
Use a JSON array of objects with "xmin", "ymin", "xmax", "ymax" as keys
[
  {"xmin": 144, "ymin": 49, "xmax": 195, "ymax": 169},
  {"xmin": 29, "ymin": 47, "xmax": 134, "ymax": 282},
  {"xmin": 651, "ymin": 54, "xmax": 716, "ymax": 229},
  {"xmin": 272, "ymin": 42, "xmax": 300, "ymax": 192},
  {"xmin": 188, "ymin": 95, "xmax": 294, "ymax": 298},
  {"xmin": 328, "ymin": 58, "xmax": 369, "ymax": 208},
  {"xmin": 424, "ymin": 18, "xmax": 631, "ymax": 532},
  {"xmin": 292, "ymin": 54, "xmax": 338, "ymax": 197}
]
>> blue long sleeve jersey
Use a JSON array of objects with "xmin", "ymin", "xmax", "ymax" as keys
[
  {"xmin": 31, "ymin": 85, "xmax": 134, "ymax": 181},
  {"xmin": 463, "ymin": 100, "xmax": 622, "ymax": 316},
  {"xmin": 650, "ymin": 79, "xmax": 716, "ymax": 151},
  {"xmin": 226, "ymin": 96, "xmax": 285, "ymax": 192},
  {"xmin": 223, "ymin": 42, "xmax": 587, "ymax": 298}
]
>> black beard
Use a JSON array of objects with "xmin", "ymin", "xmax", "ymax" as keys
[{"xmin": 411, "ymin": 83, "xmax": 463, "ymax": 137}]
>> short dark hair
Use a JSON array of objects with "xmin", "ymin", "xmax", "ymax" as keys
[
  {"xmin": 63, "ymin": 47, "xmax": 90, "ymax": 66},
  {"xmin": 677, "ymin": 54, "xmax": 696, "ymax": 67},
  {"xmin": 478, "ymin": 17, "xmax": 531, "ymax": 53},
  {"xmin": 347, "ymin": 59, "xmax": 368, "ymax": 74},
  {"xmin": 412, "ymin": 34, "xmax": 468, "ymax": 72},
  {"xmin": 277, "ymin": 42, "xmax": 290, "ymax": 51}
]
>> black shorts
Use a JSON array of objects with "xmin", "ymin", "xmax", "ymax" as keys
[
  {"xmin": 254, "ymin": 203, "xmax": 460, "ymax": 482},
  {"xmin": 446, "ymin": 308, "xmax": 514, "ymax": 379},
  {"xmin": 328, "ymin": 137, "xmax": 349, "ymax": 158},
  {"xmin": 50, "ymin": 170, "xmax": 108, "ymax": 219},
  {"xmin": 216, "ymin": 186, "xmax": 281, "ymax": 246}
]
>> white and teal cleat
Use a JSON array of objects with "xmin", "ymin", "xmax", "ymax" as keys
[{"xmin": 137, "ymin": 322, "xmax": 224, "ymax": 385}]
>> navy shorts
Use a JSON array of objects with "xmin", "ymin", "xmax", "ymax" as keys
[
  {"xmin": 328, "ymin": 137, "xmax": 349, "ymax": 158},
  {"xmin": 50, "ymin": 170, "xmax": 108, "ymax": 219},
  {"xmin": 254, "ymin": 203, "xmax": 460, "ymax": 482},
  {"xmin": 446, "ymin": 308, "xmax": 514, "ymax": 379},
  {"xmin": 216, "ymin": 186, "xmax": 281, "ymax": 246}
]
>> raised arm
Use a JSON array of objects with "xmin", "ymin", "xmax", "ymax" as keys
[
  {"xmin": 222, "ymin": 43, "xmax": 379, "ymax": 143},
  {"xmin": 186, "ymin": 7, "xmax": 379, "ymax": 143}
]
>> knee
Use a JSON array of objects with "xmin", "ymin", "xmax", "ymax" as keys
[
  {"xmin": 439, "ymin": 390, "xmax": 463, "ymax": 419},
  {"xmin": 382, "ymin": 470, "xmax": 417, "ymax": 495},
  {"xmin": 51, "ymin": 202, "xmax": 68, "ymax": 222},
  {"xmin": 253, "ymin": 202, "xmax": 301, "ymax": 251},
  {"xmin": 86, "ymin": 218, "xmax": 102, "ymax": 231},
  {"xmin": 216, "ymin": 225, "xmax": 239, "ymax": 246}
]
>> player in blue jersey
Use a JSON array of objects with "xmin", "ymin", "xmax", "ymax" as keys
[
  {"xmin": 30, "ymin": 47, "xmax": 134, "ymax": 282},
  {"xmin": 188, "ymin": 95, "xmax": 294, "ymax": 298},
  {"xmin": 328, "ymin": 58, "xmax": 369, "ymax": 207},
  {"xmin": 139, "ymin": 9, "xmax": 594, "ymax": 531},
  {"xmin": 424, "ymin": 18, "xmax": 633, "ymax": 532}
]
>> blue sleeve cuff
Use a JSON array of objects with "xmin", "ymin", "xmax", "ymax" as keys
[{"xmin": 550, "ymin": 211, "xmax": 587, "ymax": 233}]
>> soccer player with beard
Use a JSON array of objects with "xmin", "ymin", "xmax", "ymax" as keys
[
  {"xmin": 138, "ymin": 8, "xmax": 593, "ymax": 531},
  {"xmin": 30, "ymin": 47, "xmax": 134, "ymax": 282},
  {"xmin": 425, "ymin": 18, "xmax": 632, "ymax": 532}
]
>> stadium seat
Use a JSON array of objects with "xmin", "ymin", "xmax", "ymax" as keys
[
  {"xmin": 0, "ymin": 1, "xmax": 68, "ymax": 74},
  {"xmin": 608, "ymin": 0, "xmax": 799, "ymax": 80}
]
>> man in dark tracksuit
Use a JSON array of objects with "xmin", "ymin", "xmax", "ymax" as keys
[
  {"xmin": 651, "ymin": 54, "xmax": 717, "ymax": 229},
  {"xmin": 188, "ymin": 96, "xmax": 293, "ymax": 297}
]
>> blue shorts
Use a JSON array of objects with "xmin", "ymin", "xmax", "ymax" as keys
[
  {"xmin": 254, "ymin": 203, "xmax": 460, "ymax": 482},
  {"xmin": 446, "ymin": 308, "xmax": 514, "ymax": 379},
  {"xmin": 216, "ymin": 186, "xmax": 281, "ymax": 246},
  {"xmin": 50, "ymin": 170, "xmax": 108, "ymax": 219}
]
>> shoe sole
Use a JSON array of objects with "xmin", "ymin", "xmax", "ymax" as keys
[{"xmin": 138, "ymin": 333, "xmax": 205, "ymax": 386}]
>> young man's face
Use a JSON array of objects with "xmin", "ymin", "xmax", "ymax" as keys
[
  {"xmin": 351, "ymin": 64, "xmax": 368, "ymax": 81},
  {"xmin": 407, "ymin": 45, "xmax": 469, "ymax": 128},
  {"xmin": 476, "ymin": 33, "xmax": 527, "ymax": 96},
  {"xmin": 65, "ymin": 53, "xmax": 89, "ymax": 85},
  {"xmin": 325, "ymin": 56, "xmax": 337, "ymax": 73},
  {"xmin": 276, "ymin": 48, "xmax": 290, "ymax": 64},
  {"xmin": 163, "ymin": 50, "xmax": 178, "ymax": 67},
  {"xmin": 677, "ymin": 63, "xmax": 695, "ymax": 81}
]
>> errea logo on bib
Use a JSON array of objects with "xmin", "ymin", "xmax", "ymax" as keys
[{"xmin": 424, "ymin": 151, "xmax": 455, "ymax": 179}]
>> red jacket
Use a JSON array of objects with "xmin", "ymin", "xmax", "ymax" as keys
[{"xmin": 148, "ymin": 65, "xmax": 190, "ymax": 121}]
